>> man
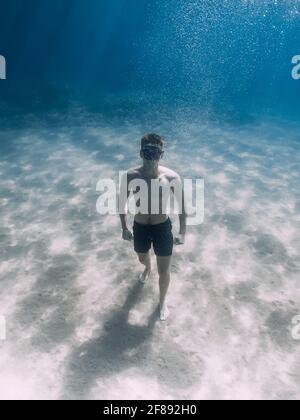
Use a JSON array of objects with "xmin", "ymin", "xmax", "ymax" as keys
[{"xmin": 119, "ymin": 134, "xmax": 187, "ymax": 321}]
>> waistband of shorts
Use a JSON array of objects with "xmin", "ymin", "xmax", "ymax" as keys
[{"xmin": 134, "ymin": 217, "xmax": 171, "ymax": 228}]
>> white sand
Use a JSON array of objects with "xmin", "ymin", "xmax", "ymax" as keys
[{"xmin": 0, "ymin": 114, "xmax": 299, "ymax": 400}]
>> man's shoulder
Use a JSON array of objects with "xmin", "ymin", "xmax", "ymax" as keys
[
  {"xmin": 125, "ymin": 167, "xmax": 141, "ymax": 179},
  {"xmin": 159, "ymin": 166, "xmax": 181, "ymax": 181}
]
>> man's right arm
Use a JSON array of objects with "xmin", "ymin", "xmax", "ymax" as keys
[{"xmin": 119, "ymin": 171, "xmax": 133, "ymax": 240}]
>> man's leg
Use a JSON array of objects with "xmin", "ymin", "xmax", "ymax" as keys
[
  {"xmin": 156, "ymin": 255, "xmax": 172, "ymax": 321},
  {"xmin": 137, "ymin": 251, "xmax": 152, "ymax": 283}
]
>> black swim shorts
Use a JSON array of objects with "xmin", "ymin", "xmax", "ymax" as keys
[{"xmin": 133, "ymin": 218, "xmax": 174, "ymax": 257}]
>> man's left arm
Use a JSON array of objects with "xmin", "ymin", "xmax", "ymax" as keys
[{"xmin": 172, "ymin": 175, "xmax": 187, "ymax": 245}]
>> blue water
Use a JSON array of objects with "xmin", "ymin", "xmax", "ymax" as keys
[
  {"xmin": 0, "ymin": 0, "xmax": 300, "ymax": 121},
  {"xmin": 0, "ymin": 0, "xmax": 300, "ymax": 400}
]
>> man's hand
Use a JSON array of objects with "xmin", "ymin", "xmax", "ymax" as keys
[
  {"xmin": 122, "ymin": 229, "xmax": 134, "ymax": 242},
  {"xmin": 174, "ymin": 233, "xmax": 185, "ymax": 245}
]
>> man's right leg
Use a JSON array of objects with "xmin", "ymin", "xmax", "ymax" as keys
[
  {"xmin": 133, "ymin": 221, "xmax": 152, "ymax": 284},
  {"xmin": 137, "ymin": 252, "xmax": 152, "ymax": 283}
]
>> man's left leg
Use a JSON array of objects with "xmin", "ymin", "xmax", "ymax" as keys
[{"xmin": 157, "ymin": 255, "xmax": 172, "ymax": 321}]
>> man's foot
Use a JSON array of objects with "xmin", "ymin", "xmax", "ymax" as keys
[
  {"xmin": 138, "ymin": 268, "xmax": 152, "ymax": 284},
  {"xmin": 160, "ymin": 303, "xmax": 170, "ymax": 322}
]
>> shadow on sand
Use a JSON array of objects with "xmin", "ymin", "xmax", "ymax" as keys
[{"xmin": 62, "ymin": 279, "xmax": 159, "ymax": 399}]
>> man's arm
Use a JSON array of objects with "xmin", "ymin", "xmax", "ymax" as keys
[
  {"xmin": 171, "ymin": 173, "xmax": 187, "ymax": 245},
  {"xmin": 119, "ymin": 171, "xmax": 133, "ymax": 241},
  {"xmin": 179, "ymin": 183, "xmax": 187, "ymax": 236}
]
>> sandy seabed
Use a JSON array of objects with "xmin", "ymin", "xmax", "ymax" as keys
[{"xmin": 0, "ymin": 113, "xmax": 300, "ymax": 400}]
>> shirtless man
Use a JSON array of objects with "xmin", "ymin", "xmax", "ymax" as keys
[{"xmin": 119, "ymin": 133, "xmax": 187, "ymax": 321}]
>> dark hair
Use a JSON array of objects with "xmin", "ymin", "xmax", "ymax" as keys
[{"xmin": 141, "ymin": 133, "xmax": 165, "ymax": 149}]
